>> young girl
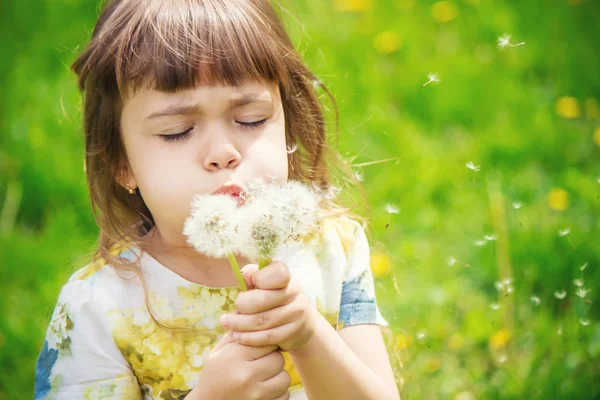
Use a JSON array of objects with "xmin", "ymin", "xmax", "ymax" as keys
[{"xmin": 34, "ymin": 0, "xmax": 400, "ymax": 399}]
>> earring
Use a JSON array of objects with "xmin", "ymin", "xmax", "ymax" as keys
[{"xmin": 127, "ymin": 187, "xmax": 136, "ymax": 195}]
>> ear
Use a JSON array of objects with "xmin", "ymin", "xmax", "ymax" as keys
[{"xmin": 115, "ymin": 159, "xmax": 137, "ymax": 192}]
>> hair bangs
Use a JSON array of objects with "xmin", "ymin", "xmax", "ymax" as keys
[{"xmin": 110, "ymin": 0, "xmax": 290, "ymax": 97}]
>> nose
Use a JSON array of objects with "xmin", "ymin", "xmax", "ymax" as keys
[{"xmin": 203, "ymin": 133, "xmax": 242, "ymax": 171}]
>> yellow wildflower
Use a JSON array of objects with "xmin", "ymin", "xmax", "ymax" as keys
[
  {"xmin": 548, "ymin": 188, "xmax": 569, "ymax": 211},
  {"xmin": 431, "ymin": 1, "xmax": 458, "ymax": 23},
  {"xmin": 373, "ymin": 31, "xmax": 402, "ymax": 54},
  {"xmin": 334, "ymin": 0, "xmax": 372, "ymax": 12},
  {"xmin": 447, "ymin": 333, "xmax": 464, "ymax": 350},
  {"xmin": 489, "ymin": 328, "xmax": 511, "ymax": 349},
  {"xmin": 593, "ymin": 126, "xmax": 600, "ymax": 147},
  {"xmin": 556, "ymin": 96, "xmax": 581, "ymax": 119},
  {"xmin": 370, "ymin": 251, "xmax": 391, "ymax": 277},
  {"xmin": 395, "ymin": 334, "xmax": 412, "ymax": 349}
]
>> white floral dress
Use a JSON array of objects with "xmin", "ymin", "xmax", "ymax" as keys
[{"xmin": 34, "ymin": 216, "xmax": 388, "ymax": 399}]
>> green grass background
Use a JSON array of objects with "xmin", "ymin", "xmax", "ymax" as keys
[{"xmin": 1, "ymin": 0, "xmax": 599, "ymax": 398}]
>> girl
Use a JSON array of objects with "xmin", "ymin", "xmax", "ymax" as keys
[{"xmin": 34, "ymin": 0, "xmax": 400, "ymax": 399}]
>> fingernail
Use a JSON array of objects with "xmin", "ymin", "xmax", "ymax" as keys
[{"xmin": 220, "ymin": 315, "xmax": 230, "ymax": 326}]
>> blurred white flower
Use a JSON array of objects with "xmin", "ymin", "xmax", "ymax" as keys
[
  {"xmin": 484, "ymin": 234, "xmax": 497, "ymax": 241},
  {"xmin": 497, "ymin": 34, "xmax": 525, "ymax": 49},
  {"xmin": 466, "ymin": 161, "xmax": 481, "ymax": 172},
  {"xmin": 416, "ymin": 330, "xmax": 427, "ymax": 340},
  {"xmin": 183, "ymin": 194, "xmax": 240, "ymax": 257},
  {"xmin": 447, "ymin": 257, "xmax": 457, "ymax": 267},
  {"xmin": 497, "ymin": 355, "xmax": 508, "ymax": 363},
  {"xmin": 576, "ymin": 288, "xmax": 591, "ymax": 298},
  {"xmin": 558, "ymin": 228, "xmax": 571, "ymax": 237},
  {"xmin": 580, "ymin": 262, "xmax": 588, "ymax": 271},
  {"xmin": 573, "ymin": 278, "xmax": 584, "ymax": 287},
  {"xmin": 490, "ymin": 303, "xmax": 500, "ymax": 310},
  {"xmin": 422, "ymin": 73, "xmax": 440, "ymax": 86},
  {"xmin": 579, "ymin": 319, "xmax": 591, "ymax": 326},
  {"xmin": 474, "ymin": 240, "xmax": 487, "ymax": 246},
  {"xmin": 512, "ymin": 201, "xmax": 523, "ymax": 209},
  {"xmin": 530, "ymin": 295, "xmax": 541, "ymax": 306},
  {"xmin": 384, "ymin": 204, "xmax": 400, "ymax": 214},
  {"xmin": 554, "ymin": 290, "xmax": 567, "ymax": 299}
]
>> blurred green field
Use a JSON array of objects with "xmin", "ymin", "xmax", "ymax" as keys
[{"xmin": 1, "ymin": 0, "xmax": 599, "ymax": 398}]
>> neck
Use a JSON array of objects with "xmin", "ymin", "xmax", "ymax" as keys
[{"xmin": 140, "ymin": 226, "xmax": 250, "ymax": 288}]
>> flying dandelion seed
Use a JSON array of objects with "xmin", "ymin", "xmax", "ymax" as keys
[
  {"xmin": 495, "ymin": 281, "xmax": 505, "ymax": 291},
  {"xmin": 497, "ymin": 355, "xmax": 508, "ymax": 363},
  {"xmin": 558, "ymin": 228, "xmax": 571, "ymax": 237},
  {"xmin": 385, "ymin": 204, "xmax": 400, "ymax": 214},
  {"xmin": 580, "ymin": 262, "xmax": 588, "ymax": 271},
  {"xmin": 576, "ymin": 288, "xmax": 591, "ymax": 298},
  {"xmin": 354, "ymin": 169, "xmax": 364, "ymax": 182},
  {"xmin": 554, "ymin": 290, "xmax": 567, "ymax": 299},
  {"xmin": 286, "ymin": 144, "xmax": 298, "ymax": 155},
  {"xmin": 312, "ymin": 79, "xmax": 322, "ymax": 90},
  {"xmin": 512, "ymin": 201, "xmax": 523, "ymax": 209},
  {"xmin": 579, "ymin": 319, "xmax": 591, "ymax": 326},
  {"xmin": 416, "ymin": 330, "xmax": 427, "ymax": 340},
  {"xmin": 573, "ymin": 278, "xmax": 584, "ymax": 287},
  {"xmin": 484, "ymin": 234, "xmax": 498, "ymax": 241},
  {"xmin": 474, "ymin": 240, "xmax": 487, "ymax": 246},
  {"xmin": 447, "ymin": 257, "xmax": 457, "ymax": 267},
  {"xmin": 530, "ymin": 296, "xmax": 541, "ymax": 306},
  {"xmin": 422, "ymin": 73, "xmax": 440, "ymax": 86},
  {"xmin": 466, "ymin": 161, "xmax": 481, "ymax": 172},
  {"xmin": 490, "ymin": 303, "xmax": 500, "ymax": 310},
  {"xmin": 497, "ymin": 34, "xmax": 525, "ymax": 49},
  {"xmin": 502, "ymin": 278, "xmax": 512, "ymax": 285}
]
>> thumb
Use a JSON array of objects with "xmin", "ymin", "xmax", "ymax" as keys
[
  {"xmin": 241, "ymin": 263, "xmax": 259, "ymax": 290},
  {"xmin": 211, "ymin": 331, "xmax": 236, "ymax": 354}
]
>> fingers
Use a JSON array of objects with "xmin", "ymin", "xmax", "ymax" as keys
[
  {"xmin": 234, "ymin": 282, "xmax": 299, "ymax": 314},
  {"xmin": 233, "ymin": 320, "xmax": 300, "ymax": 347},
  {"xmin": 253, "ymin": 260, "xmax": 291, "ymax": 290},
  {"xmin": 211, "ymin": 331, "xmax": 236, "ymax": 353},
  {"xmin": 241, "ymin": 343, "xmax": 280, "ymax": 361},
  {"xmin": 241, "ymin": 263, "xmax": 259, "ymax": 290},
  {"xmin": 251, "ymin": 349, "xmax": 285, "ymax": 381},
  {"xmin": 258, "ymin": 369, "xmax": 291, "ymax": 399},
  {"xmin": 221, "ymin": 300, "xmax": 301, "ymax": 333}
]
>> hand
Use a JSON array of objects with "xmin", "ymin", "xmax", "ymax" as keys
[
  {"xmin": 220, "ymin": 261, "xmax": 318, "ymax": 353},
  {"xmin": 187, "ymin": 333, "xmax": 290, "ymax": 400}
]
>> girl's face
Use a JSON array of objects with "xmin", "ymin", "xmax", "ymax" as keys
[{"xmin": 119, "ymin": 80, "xmax": 288, "ymax": 246}]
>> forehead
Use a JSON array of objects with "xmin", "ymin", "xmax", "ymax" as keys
[{"xmin": 121, "ymin": 80, "xmax": 281, "ymax": 117}]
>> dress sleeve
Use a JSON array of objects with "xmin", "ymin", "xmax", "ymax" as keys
[
  {"xmin": 337, "ymin": 220, "xmax": 389, "ymax": 329},
  {"xmin": 34, "ymin": 275, "xmax": 142, "ymax": 399}
]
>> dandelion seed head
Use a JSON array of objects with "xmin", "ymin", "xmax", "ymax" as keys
[
  {"xmin": 554, "ymin": 290, "xmax": 567, "ymax": 299},
  {"xmin": 183, "ymin": 194, "xmax": 240, "ymax": 257}
]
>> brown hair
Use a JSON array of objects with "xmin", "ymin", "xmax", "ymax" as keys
[{"xmin": 72, "ymin": 0, "xmax": 366, "ymax": 332}]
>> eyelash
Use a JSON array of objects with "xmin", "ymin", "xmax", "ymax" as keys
[{"xmin": 159, "ymin": 119, "xmax": 267, "ymax": 143}]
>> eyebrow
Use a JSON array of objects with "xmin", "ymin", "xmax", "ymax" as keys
[{"xmin": 146, "ymin": 93, "xmax": 272, "ymax": 119}]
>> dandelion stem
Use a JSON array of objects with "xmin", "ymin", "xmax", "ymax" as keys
[
  {"xmin": 258, "ymin": 256, "xmax": 272, "ymax": 270},
  {"xmin": 227, "ymin": 252, "xmax": 248, "ymax": 291}
]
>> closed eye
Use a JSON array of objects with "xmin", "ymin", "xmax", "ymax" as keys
[
  {"xmin": 159, "ymin": 128, "xmax": 193, "ymax": 143},
  {"xmin": 238, "ymin": 119, "xmax": 267, "ymax": 129}
]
